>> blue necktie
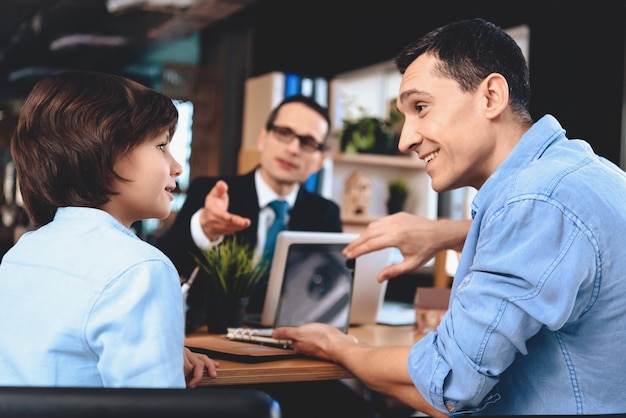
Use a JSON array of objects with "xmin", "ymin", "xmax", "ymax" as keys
[{"xmin": 262, "ymin": 200, "xmax": 289, "ymax": 268}]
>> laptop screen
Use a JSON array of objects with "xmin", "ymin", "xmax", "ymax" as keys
[{"xmin": 273, "ymin": 243, "xmax": 354, "ymax": 333}]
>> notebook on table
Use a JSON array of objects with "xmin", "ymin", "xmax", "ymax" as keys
[{"xmin": 185, "ymin": 332, "xmax": 300, "ymax": 363}]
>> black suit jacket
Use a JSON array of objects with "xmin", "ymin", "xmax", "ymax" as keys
[
  {"xmin": 155, "ymin": 169, "xmax": 342, "ymax": 324},
  {"xmin": 157, "ymin": 169, "xmax": 342, "ymax": 278}
]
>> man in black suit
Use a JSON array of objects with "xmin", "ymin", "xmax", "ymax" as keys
[{"xmin": 156, "ymin": 95, "xmax": 342, "ymax": 331}]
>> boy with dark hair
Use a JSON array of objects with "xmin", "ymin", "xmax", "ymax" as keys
[{"xmin": 0, "ymin": 70, "xmax": 217, "ymax": 388}]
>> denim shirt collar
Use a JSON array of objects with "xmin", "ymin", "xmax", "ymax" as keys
[{"xmin": 470, "ymin": 114, "xmax": 566, "ymax": 219}]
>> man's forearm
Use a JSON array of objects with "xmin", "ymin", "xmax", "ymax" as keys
[
  {"xmin": 332, "ymin": 344, "xmax": 445, "ymax": 417},
  {"xmin": 436, "ymin": 218, "xmax": 471, "ymax": 253}
]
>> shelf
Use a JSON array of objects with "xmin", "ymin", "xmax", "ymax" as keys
[
  {"xmin": 330, "ymin": 151, "xmax": 437, "ymax": 227},
  {"xmin": 332, "ymin": 153, "xmax": 424, "ymax": 169}
]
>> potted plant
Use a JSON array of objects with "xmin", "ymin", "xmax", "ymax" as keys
[
  {"xmin": 193, "ymin": 237, "xmax": 268, "ymax": 333},
  {"xmin": 338, "ymin": 100, "xmax": 404, "ymax": 156},
  {"xmin": 387, "ymin": 179, "xmax": 409, "ymax": 214},
  {"xmin": 339, "ymin": 116, "xmax": 398, "ymax": 155}
]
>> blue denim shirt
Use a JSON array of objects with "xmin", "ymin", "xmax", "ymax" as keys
[{"xmin": 408, "ymin": 115, "xmax": 626, "ymax": 415}]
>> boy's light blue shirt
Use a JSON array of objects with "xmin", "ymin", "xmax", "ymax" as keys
[
  {"xmin": 0, "ymin": 207, "xmax": 186, "ymax": 387},
  {"xmin": 409, "ymin": 115, "xmax": 626, "ymax": 415}
]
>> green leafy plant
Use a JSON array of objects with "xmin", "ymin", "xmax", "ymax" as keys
[
  {"xmin": 192, "ymin": 237, "xmax": 268, "ymax": 297},
  {"xmin": 338, "ymin": 99, "xmax": 402, "ymax": 155},
  {"xmin": 339, "ymin": 116, "xmax": 397, "ymax": 155}
]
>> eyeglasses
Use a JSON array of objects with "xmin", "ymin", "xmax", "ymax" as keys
[{"xmin": 267, "ymin": 124, "xmax": 325, "ymax": 153}]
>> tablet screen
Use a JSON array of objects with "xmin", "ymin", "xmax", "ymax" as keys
[{"xmin": 273, "ymin": 243, "xmax": 353, "ymax": 332}]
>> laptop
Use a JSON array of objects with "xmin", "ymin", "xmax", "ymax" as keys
[
  {"xmin": 272, "ymin": 240, "xmax": 354, "ymax": 332},
  {"xmin": 226, "ymin": 231, "xmax": 395, "ymax": 348},
  {"xmin": 260, "ymin": 231, "xmax": 395, "ymax": 328}
]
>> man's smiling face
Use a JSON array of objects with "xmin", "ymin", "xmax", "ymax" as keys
[{"xmin": 396, "ymin": 52, "xmax": 498, "ymax": 192}]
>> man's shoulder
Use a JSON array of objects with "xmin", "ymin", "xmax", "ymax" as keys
[
  {"xmin": 295, "ymin": 188, "xmax": 340, "ymax": 211},
  {"xmin": 290, "ymin": 189, "xmax": 342, "ymax": 231},
  {"xmin": 188, "ymin": 171, "xmax": 254, "ymax": 192}
]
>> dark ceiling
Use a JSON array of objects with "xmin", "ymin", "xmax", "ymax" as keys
[{"xmin": 0, "ymin": 0, "xmax": 256, "ymax": 99}]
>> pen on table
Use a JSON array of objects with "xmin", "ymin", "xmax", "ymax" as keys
[
  {"xmin": 181, "ymin": 266, "xmax": 200, "ymax": 307},
  {"xmin": 182, "ymin": 266, "xmax": 200, "ymax": 288}
]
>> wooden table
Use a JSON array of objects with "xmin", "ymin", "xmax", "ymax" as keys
[{"xmin": 185, "ymin": 324, "xmax": 421, "ymax": 387}]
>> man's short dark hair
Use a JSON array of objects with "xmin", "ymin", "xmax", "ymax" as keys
[
  {"xmin": 395, "ymin": 18, "xmax": 531, "ymax": 119},
  {"xmin": 265, "ymin": 94, "xmax": 331, "ymax": 141}
]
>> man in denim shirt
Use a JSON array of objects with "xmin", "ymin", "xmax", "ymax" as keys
[{"xmin": 274, "ymin": 18, "xmax": 626, "ymax": 416}]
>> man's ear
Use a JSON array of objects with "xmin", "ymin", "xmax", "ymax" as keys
[
  {"xmin": 482, "ymin": 73, "xmax": 509, "ymax": 119},
  {"xmin": 256, "ymin": 128, "xmax": 267, "ymax": 151},
  {"xmin": 311, "ymin": 152, "xmax": 327, "ymax": 174}
]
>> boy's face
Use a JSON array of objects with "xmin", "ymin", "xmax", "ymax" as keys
[
  {"xmin": 256, "ymin": 102, "xmax": 327, "ymax": 194},
  {"xmin": 104, "ymin": 130, "xmax": 182, "ymax": 228},
  {"xmin": 396, "ymin": 52, "xmax": 498, "ymax": 192}
]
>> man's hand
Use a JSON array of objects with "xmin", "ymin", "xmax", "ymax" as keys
[
  {"xmin": 343, "ymin": 213, "xmax": 471, "ymax": 282},
  {"xmin": 272, "ymin": 323, "xmax": 357, "ymax": 362},
  {"xmin": 183, "ymin": 347, "xmax": 219, "ymax": 388},
  {"xmin": 199, "ymin": 180, "xmax": 251, "ymax": 241}
]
